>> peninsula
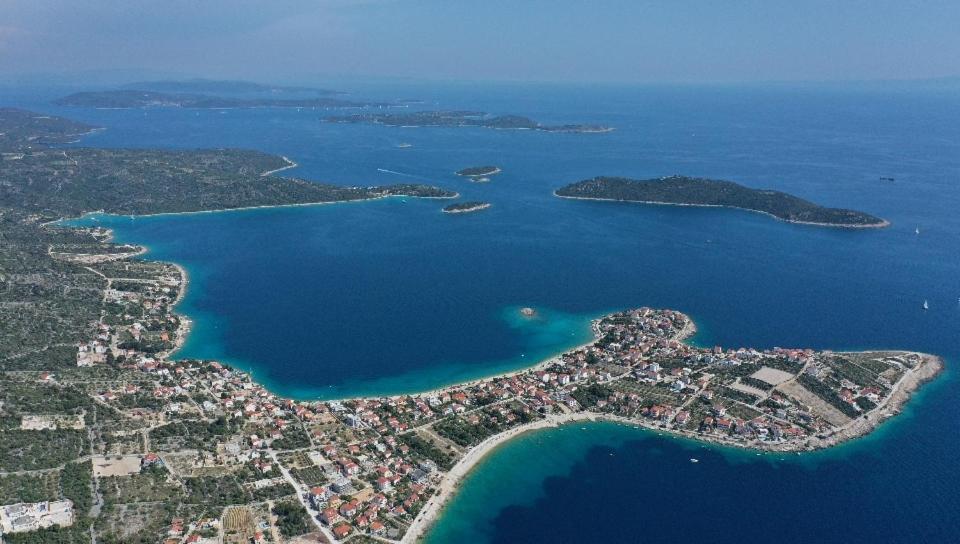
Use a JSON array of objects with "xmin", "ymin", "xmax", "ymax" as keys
[
  {"xmin": 555, "ymin": 175, "xmax": 889, "ymax": 228},
  {"xmin": 323, "ymin": 110, "xmax": 613, "ymax": 133},
  {"xmin": 0, "ymin": 108, "xmax": 940, "ymax": 544},
  {"xmin": 442, "ymin": 201, "xmax": 491, "ymax": 214}
]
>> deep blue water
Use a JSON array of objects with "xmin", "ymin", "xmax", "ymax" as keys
[{"xmin": 7, "ymin": 81, "xmax": 959, "ymax": 542}]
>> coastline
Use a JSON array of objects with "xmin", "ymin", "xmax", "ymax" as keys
[
  {"xmin": 455, "ymin": 167, "xmax": 501, "ymax": 178},
  {"xmin": 401, "ymin": 411, "xmax": 602, "ymax": 544},
  {"xmin": 165, "ymin": 263, "xmax": 193, "ymax": 360},
  {"xmin": 553, "ymin": 192, "xmax": 891, "ymax": 229},
  {"xmin": 53, "ymin": 197, "xmax": 944, "ymax": 544},
  {"xmin": 71, "ymin": 192, "xmax": 460, "ymax": 220},
  {"xmin": 402, "ymin": 350, "xmax": 942, "ymax": 542},
  {"xmin": 442, "ymin": 203, "xmax": 492, "ymax": 214}
]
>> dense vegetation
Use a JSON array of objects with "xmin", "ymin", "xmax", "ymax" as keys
[
  {"xmin": 0, "ymin": 430, "xmax": 88, "ymax": 471},
  {"xmin": 555, "ymin": 175, "xmax": 886, "ymax": 227},
  {"xmin": 271, "ymin": 499, "xmax": 312, "ymax": 538},
  {"xmin": 1, "ymin": 145, "xmax": 454, "ymax": 217},
  {"xmin": 0, "ymin": 108, "xmax": 95, "ymax": 151},
  {"xmin": 399, "ymin": 434, "xmax": 453, "ymax": 470},
  {"xmin": 442, "ymin": 201, "xmax": 491, "ymax": 213},
  {"xmin": 571, "ymin": 384, "xmax": 614, "ymax": 408},
  {"xmin": 325, "ymin": 110, "xmax": 612, "ymax": 133},
  {"xmin": 456, "ymin": 165, "xmax": 500, "ymax": 177}
]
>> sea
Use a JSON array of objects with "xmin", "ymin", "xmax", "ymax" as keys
[{"xmin": 5, "ymin": 80, "xmax": 959, "ymax": 543}]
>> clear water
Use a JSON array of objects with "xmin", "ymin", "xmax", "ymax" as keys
[{"xmin": 10, "ymin": 81, "xmax": 959, "ymax": 542}]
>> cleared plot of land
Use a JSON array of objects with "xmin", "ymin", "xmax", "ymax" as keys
[
  {"xmin": 223, "ymin": 506, "xmax": 256, "ymax": 544},
  {"xmin": 751, "ymin": 367, "xmax": 795, "ymax": 386},
  {"xmin": 778, "ymin": 381, "xmax": 851, "ymax": 427},
  {"xmin": 728, "ymin": 382, "xmax": 767, "ymax": 398},
  {"xmin": 20, "ymin": 414, "xmax": 85, "ymax": 430},
  {"xmin": 92, "ymin": 455, "xmax": 142, "ymax": 477}
]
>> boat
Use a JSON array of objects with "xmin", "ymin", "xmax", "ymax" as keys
[
  {"xmin": 690, "ymin": 458, "xmax": 699, "ymax": 463},
  {"xmin": 915, "ymin": 226, "xmax": 921, "ymax": 235},
  {"xmin": 923, "ymin": 300, "xmax": 929, "ymax": 310}
]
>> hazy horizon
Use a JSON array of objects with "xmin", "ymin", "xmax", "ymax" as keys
[{"xmin": 3, "ymin": 1, "xmax": 960, "ymax": 86}]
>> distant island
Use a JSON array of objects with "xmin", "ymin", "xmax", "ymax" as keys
[
  {"xmin": 323, "ymin": 110, "xmax": 613, "ymax": 133},
  {"xmin": 456, "ymin": 165, "xmax": 501, "ymax": 178},
  {"xmin": 443, "ymin": 201, "xmax": 491, "ymax": 214},
  {"xmin": 54, "ymin": 90, "xmax": 381, "ymax": 110},
  {"xmin": 120, "ymin": 78, "xmax": 340, "ymax": 96},
  {"xmin": 555, "ymin": 175, "xmax": 888, "ymax": 228}
]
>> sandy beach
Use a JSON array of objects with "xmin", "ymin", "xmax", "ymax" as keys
[
  {"xmin": 401, "ymin": 411, "xmax": 601, "ymax": 543},
  {"xmin": 400, "ymin": 349, "xmax": 941, "ymax": 541}
]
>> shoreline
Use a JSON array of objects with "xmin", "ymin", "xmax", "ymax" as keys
[
  {"xmin": 66, "ymin": 192, "xmax": 460, "ymax": 221},
  {"xmin": 554, "ymin": 193, "xmax": 891, "ymax": 229},
  {"xmin": 51, "ymin": 196, "xmax": 944, "ymax": 544},
  {"xmin": 55, "ymin": 223, "xmax": 945, "ymax": 542},
  {"xmin": 401, "ymin": 411, "xmax": 602, "ymax": 544},
  {"xmin": 455, "ymin": 167, "xmax": 501, "ymax": 178},
  {"xmin": 442, "ymin": 203, "xmax": 492, "ymax": 214},
  {"xmin": 349, "ymin": 317, "xmax": 608, "ymax": 404},
  {"xmin": 165, "ymin": 263, "xmax": 193, "ymax": 360},
  {"xmin": 402, "ymin": 350, "xmax": 942, "ymax": 542}
]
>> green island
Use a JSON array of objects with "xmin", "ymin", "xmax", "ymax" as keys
[
  {"xmin": 555, "ymin": 175, "xmax": 888, "ymax": 227},
  {"xmin": 455, "ymin": 166, "xmax": 501, "ymax": 180},
  {"xmin": 54, "ymin": 90, "xmax": 382, "ymax": 110},
  {"xmin": 323, "ymin": 110, "xmax": 613, "ymax": 133},
  {"xmin": 442, "ymin": 201, "xmax": 492, "ymax": 214},
  {"xmin": 0, "ymin": 107, "xmax": 941, "ymax": 544}
]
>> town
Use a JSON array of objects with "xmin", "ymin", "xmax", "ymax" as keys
[{"xmin": 0, "ymin": 235, "xmax": 939, "ymax": 543}]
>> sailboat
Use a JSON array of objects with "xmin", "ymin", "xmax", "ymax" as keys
[{"xmin": 923, "ymin": 300, "xmax": 929, "ymax": 310}]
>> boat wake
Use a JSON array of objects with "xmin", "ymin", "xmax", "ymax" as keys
[{"xmin": 377, "ymin": 168, "xmax": 425, "ymax": 180}]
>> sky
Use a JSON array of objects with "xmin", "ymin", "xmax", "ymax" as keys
[{"xmin": 1, "ymin": 0, "xmax": 959, "ymax": 85}]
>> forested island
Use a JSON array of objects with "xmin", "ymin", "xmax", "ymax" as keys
[
  {"xmin": 555, "ymin": 175, "xmax": 888, "ymax": 227},
  {"xmin": 456, "ymin": 165, "xmax": 501, "ymax": 178},
  {"xmin": 323, "ymin": 110, "xmax": 612, "ymax": 133},
  {"xmin": 443, "ymin": 201, "xmax": 492, "ymax": 214},
  {"xmin": 54, "ymin": 90, "xmax": 380, "ymax": 109}
]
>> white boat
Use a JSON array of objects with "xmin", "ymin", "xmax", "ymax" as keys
[
  {"xmin": 690, "ymin": 458, "xmax": 699, "ymax": 463},
  {"xmin": 915, "ymin": 226, "xmax": 921, "ymax": 234},
  {"xmin": 923, "ymin": 300, "xmax": 929, "ymax": 310}
]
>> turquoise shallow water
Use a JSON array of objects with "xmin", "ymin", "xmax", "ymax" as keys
[
  {"xmin": 427, "ymin": 363, "xmax": 957, "ymax": 544},
  {"xmin": 15, "ymin": 81, "xmax": 960, "ymax": 542}
]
